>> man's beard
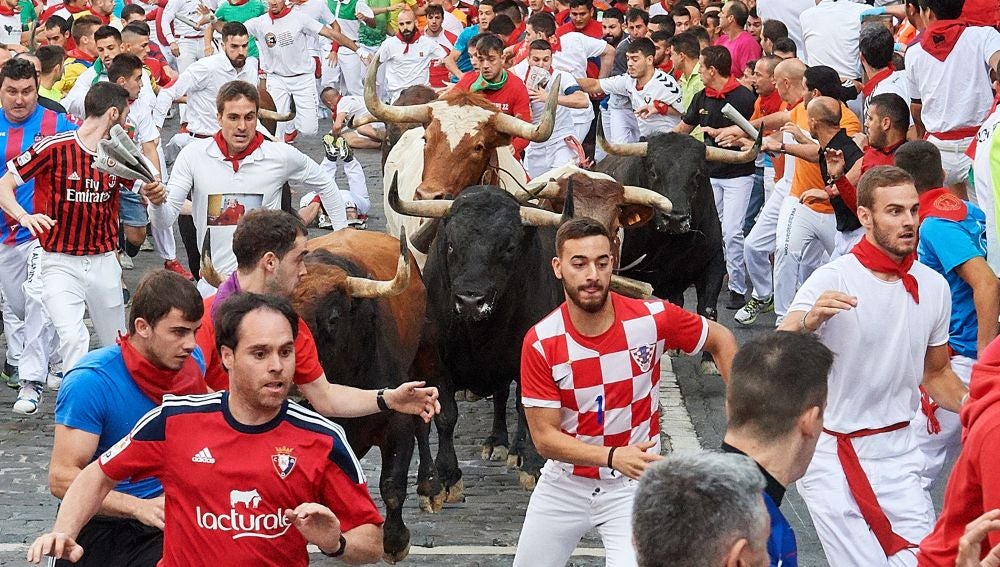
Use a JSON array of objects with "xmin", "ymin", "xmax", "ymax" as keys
[
  {"xmin": 402, "ymin": 28, "xmax": 417, "ymax": 41},
  {"xmin": 603, "ymin": 32, "xmax": 621, "ymax": 46},
  {"xmin": 871, "ymin": 218, "xmax": 915, "ymax": 258},
  {"xmin": 564, "ymin": 280, "xmax": 610, "ymax": 313}
]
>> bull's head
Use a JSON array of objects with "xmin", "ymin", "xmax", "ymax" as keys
[
  {"xmin": 364, "ymin": 59, "xmax": 560, "ymax": 201},
  {"xmin": 598, "ymin": 126, "xmax": 761, "ymax": 234},
  {"xmin": 256, "ymin": 84, "xmax": 296, "ymax": 136}
]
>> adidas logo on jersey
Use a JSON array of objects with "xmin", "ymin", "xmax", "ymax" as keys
[
  {"xmin": 67, "ymin": 172, "xmax": 81, "ymax": 181},
  {"xmin": 192, "ymin": 447, "xmax": 216, "ymax": 464}
]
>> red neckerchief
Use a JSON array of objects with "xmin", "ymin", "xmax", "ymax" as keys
[
  {"xmin": 213, "ymin": 131, "xmax": 265, "ymax": 172},
  {"xmin": 269, "ymin": 4, "xmax": 292, "ymax": 20},
  {"xmin": 919, "ymin": 187, "xmax": 967, "ymax": 222},
  {"xmin": 66, "ymin": 3, "xmax": 89, "ymax": 13},
  {"xmin": 757, "ymin": 89, "xmax": 782, "ymax": 116},
  {"xmin": 920, "ymin": 20, "xmax": 967, "ymax": 62},
  {"xmin": 506, "ymin": 20, "xmax": 525, "ymax": 47},
  {"xmin": 396, "ymin": 28, "xmax": 422, "ymax": 52},
  {"xmin": 658, "ymin": 60, "xmax": 673, "ymax": 75},
  {"xmin": 92, "ymin": 11, "xmax": 111, "ymax": 24},
  {"xmin": 862, "ymin": 140, "xmax": 904, "ymax": 172},
  {"xmin": 861, "ymin": 65, "xmax": 895, "ymax": 97},
  {"xmin": 0, "ymin": 3, "xmax": 18, "ymax": 16},
  {"xmin": 66, "ymin": 48, "xmax": 95, "ymax": 63},
  {"xmin": 117, "ymin": 335, "xmax": 208, "ymax": 405},
  {"xmin": 705, "ymin": 76, "xmax": 741, "ymax": 99},
  {"xmin": 851, "ymin": 237, "xmax": 919, "ymax": 303}
]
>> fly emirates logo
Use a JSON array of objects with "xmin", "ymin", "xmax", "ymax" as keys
[
  {"xmin": 195, "ymin": 489, "xmax": 293, "ymax": 540},
  {"xmin": 65, "ymin": 179, "xmax": 113, "ymax": 203}
]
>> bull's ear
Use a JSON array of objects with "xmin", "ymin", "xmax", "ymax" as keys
[{"xmin": 619, "ymin": 205, "xmax": 654, "ymax": 229}]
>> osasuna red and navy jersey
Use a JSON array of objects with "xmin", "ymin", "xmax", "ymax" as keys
[
  {"xmin": 0, "ymin": 106, "xmax": 78, "ymax": 246},
  {"xmin": 99, "ymin": 392, "xmax": 383, "ymax": 566},
  {"xmin": 7, "ymin": 131, "xmax": 121, "ymax": 255},
  {"xmin": 521, "ymin": 293, "xmax": 708, "ymax": 479}
]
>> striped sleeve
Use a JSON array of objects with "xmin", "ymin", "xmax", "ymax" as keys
[{"xmin": 7, "ymin": 137, "xmax": 55, "ymax": 186}]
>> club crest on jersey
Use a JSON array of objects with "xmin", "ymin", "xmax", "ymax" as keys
[
  {"xmin": 630, "ymin": 343, "xmax": 656, "ymax": 373},
  {"xmin": 15, "ymin": 152, "xmax": 30, "ymax": 166},
  {"xmin": 272, "ymin": 446, "xmax": 296, "ymax": 479},
  {"xmin": 265, "ymin": 32, "xmax": 277, "ymax": 47}
]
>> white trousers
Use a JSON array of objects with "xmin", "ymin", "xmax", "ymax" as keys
[
  {"xmin": 711, "ymin": 175, "xmax": 754, "ymax": 294},
  {"xmin": 1, "ymin": 300, "xmax": 20, "ymax": 366},
  {"xmin": 336, "ymin": 48, "xmax": 365, "ymax": 96},
  {"xmin": 21, "ymin": 242, "xmax": 59, "ymax": 383},
  {"xmin": 743, "ymin": 175, "xmax": 789, "ymax": 301},
  {"xmin": 524, "ymin": 140, "xmax": 578, "ymax": 179},
  {"xmin": 913, "ymin": 355, "xmax": 973, "ymax": 490},
  {"xmin": 773, "ymin": 197, "xmax": 835, "ymax": 317},
  {"xmin": 513, "ymin": 461, "xmax": 638, "ymax": 567},
  {"xmin": 798, "ymin": 427, "xmax": 934, "ymax": 567},
  {"xmin": 269, "ymin": 73, "xmax": 319, "ymax": 138},
  {"xmin": 175, "ymin": 37, "xmax": 208, "ymax": 123},
  {"xmin": 0, "ymin": 239, "xmax": 47, "ymax": 368},
  {"xmin": 928, "ymin": 135, "xmax": 973, "ymax": 190},
  {"xmin": 319, "ymin": 157, "xmax": 371, "ymax": 214},
  {"xmin": 41, "ymin": 250, "xmax": 126, "ymax": 373}
]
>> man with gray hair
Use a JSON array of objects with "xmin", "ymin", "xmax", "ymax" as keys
[{"xmin": 632, "ymin": 451, "xmax": 770, "ymax": 567}]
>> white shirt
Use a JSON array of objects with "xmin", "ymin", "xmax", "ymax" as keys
[
  {"xmin": 862, "ymin": 70, "xmax": 910, "ymax": 126},
  {"xmin": 63, "ymin": 65, "xmax": 156, "ymax": 118},
  {"xmin": 335, "ymin": 94, "xmax": 368, "ymax": 120},
  {"xmin": 973, "ymin": 106, "xmax": 1000, "ymax": 275},
  {"xmin": 246, "ymin": 10, "xmax": 325, "ymax": 77},
  {"xmin": 905, "ymin": 25, "xmax": 1000, "ymax": 135},
  {"xmin": 128, "ymin": 93, "xmax": 160, "ymax": 145},
  {"xmin": 377, "ymin": 35, "xmax": 447, "ymax": 103},
  {"xmin": 442, "ymin": 11, "xmax": 464, "ymax": 38},
  {"xmin": 513, "ymin": 62, "xmax": 581, "ymax": 145},
  {"xmin": 294, "ymin": 0, "xmax": 335, "ymax": 57},
  {"xmin": 150, "ymin": 137, "xmax": 348, "ymax": 277},
  {"xmin": 330, "ymin": 0, "xmax": 374, "ymax": 41},
  {"xmin": 552, "ymin": 32, "xmax": 608, "ymax": 79},
  {"xmin": 600, "ymin": 69, "xmax": 683, "ymax": 136},
  {"xmin": 756, "ymin": 0, "xmax": 813, "ymax": 53},
  {"xmin": 0, "ymin": 13, "xmax": 20, "ymax": 46},
  {"xmin": 789, "ymin": 253, "xmax": 950, "ymax": 433},
  {"xmin": 153, "ymin": 53, "xmax": 259, "ymax": 135},
  {"xmin": 161, "ymin": 0, "xmax": 205, "ymax": 43},
  {"xmin": 799, "ymin": 0, "xmax": 869, "ymax": 80}
]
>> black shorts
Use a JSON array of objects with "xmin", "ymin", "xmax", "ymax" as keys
[{"xmin": 54, "ymin": 515, "xmax": 162, "ymax": 567}]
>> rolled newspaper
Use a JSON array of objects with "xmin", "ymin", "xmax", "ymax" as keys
[
  {"xmin": 721, "ymin": 103, "xmax": 759, "ymax": 139},
  {"xmin": 92, "ymin": 125, "xmax": 157, "ymax": 183}
]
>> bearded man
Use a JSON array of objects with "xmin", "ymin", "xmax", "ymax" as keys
[{"xmin": 375, "ymin": 8, "xmax": 462, "ymax": 103}]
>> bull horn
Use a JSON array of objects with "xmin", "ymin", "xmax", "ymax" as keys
[
  {"xmin": 597, "ymin": 116, "xmax": 647, "ymax": 157},
  {"xmin": 622, "ymin": 185, "xmax": 673, "ymax": 215},
  {"xmin": 493, "ymin": 75, "xmax": 560, "ymax": 142},
  {"xmin": 364, "ymin": 58, "xmax": 432, "ymax": 124},
  {"xmin": 387, "ymin": 172, "xmax": 452, "ymax": 218},
  {"xmin": 517, "ymin": 180, "xmax": 561, "ymax": 203},
  {"xmin": 520, "ymin": 205, "xmax": 564, "ymax": 226},
  {"xmin": 348, "ymin": 114, "xmax": 379, "ymax": 128},
  {"xmin": 561, "ymin": 176, "xmax": 574, "ymax": 223},
  {"xmin": 704, "ymin": 131, "xmax": 762, "ymax": 164},
  {"xmin": 344, "ymin": 228, "xmax": 411, "ymax": 299},
  {"xmin": 258, "ymin": 108, "xmax": 294, "ymax": 122},
  {"xmin": 610, "ymin": 275, "xmax": 653, "ymax": 299},
  {"xmin": 200, "ymin": 231, "xmax": 222, "ymax": 288},
  {"xmin": 409, "ymin": 218, "xmax": 440, "ymax": 254}
]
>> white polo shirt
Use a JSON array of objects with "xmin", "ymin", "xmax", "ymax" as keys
[
  {"xmin": 799, "ymin": 0, "xmax": 869, "ymax": 80},
  {"xmin": 789, "ymin": 253, "xmax": 950, "ymax": 434},
  {"xmin": 600, "ymin": 69, "xmax": 684, "ymax": 136},
  {"xmin": 756, "ymin": 0, "xmax": 813, "ymax": 52},
  {"xmin": 153, "ymin": 53, "xmax": 260, "ymax": 136},
  {"xmin": 905, "ymin": 25, "xmax": 1000, "ymax": 135},
  {"xmin": 150, "ymin": 137, "xmax": 348, "ymax": 277},
  {"xmin": 377, "ymin": 35, "xmax": 447, "ymax": 103},
  {"xmin": 161, "ymin": 0, "xmax": 205, "ymax": 42},
  {"xmin": 513, "ymin": 61, "xmax": 581, "ymax": 144},
  {"xmin": 246, "ymin": 10, "xmax": 325, "ymax": 77}
]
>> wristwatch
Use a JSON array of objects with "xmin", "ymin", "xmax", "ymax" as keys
[
  {"xmin": 321, "ymin": 534, "xmax": 347, "ymax": 557},
  {"xmin": 376, "ymin": 388, "xmax": 391, "ymax": 412}
]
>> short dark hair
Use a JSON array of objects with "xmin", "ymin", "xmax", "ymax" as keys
[
  {"xmin": 496, "ymin": 0, "xmax": 522, "ymax": 23},
  {"xmin": 556, "ymin": 217, "xmax": 611, "ymax": 256},
  {"xmin": 221, "ymin": 21, "xmax": 249, "ymax": 40},
  {"xmin": 804, "ymin": 65, "xmax": 846, "ymax": 100},
  {"xmin": 425, "ymin": 3, "xmax": 444, "ymax": 17},
  {"xmin": 93, "ymin": 25, "xmax": 122, "ymax": 44},
  {"xmin": 129, "ymin": 270, "xmax": 204, "ymax": 334},
  {"xmin": 474, "ymin": 32, "xmax": 505, "ymax": 56},
  {"xmin": 857, "ymin": 165, "xmax": 916, "ymax": 209},
  {"xmin": 568, "ymin": 0, "xmax": 592, "ymax": 9},
  {"xmin": 761, "ymin": 18, "xmax": 787, "ymax": 42},
  {"xmin": 894, "ymin": 141, "xmax": 945, "ymax": 192},
  {"xmin": 233, "ymin": 209, "xmax": 308, "ymax": 269},
  {"xmin": 488, "ymin": 14, "xmax": 516, "ymax": 36},
  {"xmin": 603, "ymin": 7, "xmax": 624, "ymax": 22},
  {"xmin": 859, "ymin": 23, "xmax": 893, "ymax": 69},
  {"xmin": 122, "ymin": 21, "xmax": 151, "ymax": 39},
  {"xmin": 727, "ymin": 332, "xmax": 832, "ymax": 438},
  {"xmin": 45, "ymin": 14, "xmax": 71, "ymax": 33},
  {"xmin": 71, "ymin": 15, "xmax": 102, "ymax": 43},
  {"xmin": 527, "ymin": 11, "xmax": 557, "ymax": 37},
  {"xmin": 649, "ymin": 15, "xmax": 675, "ymax": 36},
  {"xmin": 869, "ymin": 93, "xmax": 910, "ymax": 134},
  {"xmin": 107, "ymin": 53, "xmax": 143, "ymax": 83},
  {"xmin": 687, "ymin": 24, "xmax": 710, "ymax": 46},
  {"xmin": 725, "ymin": 0, "xmax": 748, "ymax": 27},
  {"xmin": 669, "ymin": 5, "xmax": 690, "ymax": 19},
  {"xmin": 917, "ymin": 0, "xmax": 964, "ymax": 19},
  {"xmin": 528, "ymin": 38, "xmax": 552, "ymax": 52},
  {"xmin": 37, "ymin": 45, "xmax": 66, "ymax": 75},
  {"xmin": 701, "ymin": 45, "xmax": 732, "ymax": 77},
  {"xmin": 626, "ymin": 7, "xmax": 649, "ymax": 24},
  {"xmin": 625, "ymin": 36, "xmax": 655, "ymax": 58},
  {"xmin": 772, "ymin": 37, "xmax": 796, "ymax": 57},
  {"xmin": 120, "ymin": 3, "xmax": 146, "ymax": 20},
  {"xmin": 649, "ymin": 29, "xmax": 672, "ymax": 46},
  {"xmin": 214, "ymin": 293, "xmax": 300, "ymax": 355},
  {"xmin": 216, "ymin": 79, "xmax": 258, "ymax": 113},
  {"xmin": 83, "ymin": 82, "xmax": 129, "ymax": 118},
  {"xmin": 668, "ymin": 31, "xmax": 700, "ymax": 58},
  {"xmin": 0, "ymin": 58, "xmax": 38, "ymax": 87}
]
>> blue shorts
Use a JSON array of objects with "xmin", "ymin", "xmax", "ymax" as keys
[{"xmin": 119, "ymin": 190, "xmax": 148, "ymax": 228}]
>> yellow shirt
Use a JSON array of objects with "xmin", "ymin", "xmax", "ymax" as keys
[
  {"xmin": 679, "ymin": 62, "xmax": 704, "ymax": 141},
  {"xmin": 39, "ymin": 84, "xmax": 62, "ymax": 102}
]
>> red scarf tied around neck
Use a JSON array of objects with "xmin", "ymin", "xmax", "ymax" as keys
[
  {"xmin": 0, "ymin": 3, "xmax": 18, "ymax": 16},
  {"xmin": 269, "ymin": 4, "xmax": 292, "ymax": 20},
  {"xmin": 850, "ymin": 237, "xmax": 919, "ymax": 303},
  {"xmin": 705, "ymin": 76, "xmax": 741, "ymax": 99},
  {"xmin": 214, "ymin": 130, "xmax": 265, "ymax": 172},
  {"xmin": 117, "ymin": 335, "xmax": 208, "ymax": 404},
  {"xmin": 920, "ymin": 20, "xmax": 967, "ymax": 62},
  {"xmin": 396, "ymin": 28, "xmax": 422, "ymax": 53}
]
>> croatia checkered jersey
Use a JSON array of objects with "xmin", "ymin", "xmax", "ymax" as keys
[
  {"xmin": 521, "ymin": 293, "xmax": 708, "ymax": 479},
  {"xmin": 0, "ymin": 106, "xmax": 77, "ymax": 246},
  {"xmin": 98, "ymin": 392, "xmax": 384, "ymax": 566}
]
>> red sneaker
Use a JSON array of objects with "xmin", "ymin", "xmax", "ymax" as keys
[
  {"xmin": 164, "ymin": 259, "xmax": 194, "ymax": 281},
  {"xmin": 283, "ymin": 130, "xmax": 298, "ymax": 144}
]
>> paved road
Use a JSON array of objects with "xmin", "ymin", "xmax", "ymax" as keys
[{"xmin": 0, "ymin": 120, "xmax": 956, "ymax": 566}]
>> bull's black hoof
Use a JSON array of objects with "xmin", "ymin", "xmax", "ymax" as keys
[{"xmin": 383, "ymin": 542, "xmax": 412, "ymax": 564}]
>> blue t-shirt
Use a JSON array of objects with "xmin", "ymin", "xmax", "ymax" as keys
[
  {"xmin": 917, "ymin": 202, "xmax": 988, "ymax": 359},
  {"xmin": 765, "ymin": 491, "xmax": 797, "ymax": 567},
  {"xmin": 0, "ymin": 106, "xmax": 77, "ymax": 246},
  {"xmin": 452, "ymin": 25, "xmax": 480, "ymax": 74},
  {"xmin": 54, "ymin": 345, "xmax": 207, "ymax": 499}
]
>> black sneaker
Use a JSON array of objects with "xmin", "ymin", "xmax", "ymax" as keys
[{"xmin": 724, "ymin": 290, "xmax": 746, "ymax": 310}]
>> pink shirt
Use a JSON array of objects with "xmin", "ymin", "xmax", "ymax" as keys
[{"xmin": 715, "ymin": 30, "xmax": 762, "ymax": 78}]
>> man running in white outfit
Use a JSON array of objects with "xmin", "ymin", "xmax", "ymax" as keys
[
  {"xmin": 245, "ymin": 0, "xmax": 360, "ymax": 142},
  {"xmin": 376, "ymin": 8, "xmax": 461, "ymax": 103},
  {"xmin": 514, "ymin": 217, "xmax": 737, "ymax": 567},
  {"xmin": 161, "ymin": 0, "xmax": 213, "ymax": 121},
  {"xmin": 778, "ymin": 165, "xmax": 968, "ymax": 566}
]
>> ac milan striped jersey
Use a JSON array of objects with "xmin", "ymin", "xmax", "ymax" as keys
[
  {"xmin": 7, "ymin": 131, "xmax": 121, "ymax": 255},
  {"xmin": 521, "ymin": 292, "xmax": 708, "ymax": 479},
  {"xmin": 0, "ymin": 106, "xmax": 78, "ymax": 246}
]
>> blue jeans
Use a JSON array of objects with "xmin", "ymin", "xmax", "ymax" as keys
[{"xmin": 743, "ymin": 168, "xmax": 765, "ymax": 234}]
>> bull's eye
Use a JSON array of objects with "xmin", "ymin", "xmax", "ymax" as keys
[
  {"xmin": 447, "ymin": 244, "xmax": 454, "ymax": 255},
  {"xmin": 474, "ymin": 143, "xmax": 486, "ymax": 153}
]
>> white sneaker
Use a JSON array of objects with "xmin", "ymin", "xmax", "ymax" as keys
[
  {"xmin": 13, "ymin": 381, "xmax": 43, "ymax": 415},
  {"xmin": 47, "ymin": 364, "xmax": 63, "ymax": 390},
  {"xmin": 120, "ymin": 253, "xmax": 134, "ymax": 270}
]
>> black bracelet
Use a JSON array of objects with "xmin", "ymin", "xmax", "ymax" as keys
[
  {"xmin": 376, "ymin": 388, "xmax": 390, "ymax": 412},
  {"xmin": 321, "ymin": 534, "xmax": 347, "ymax": 557},
  {"xmin": 607, "ymin": 446, "xmax": 617, "ymax": 470}
]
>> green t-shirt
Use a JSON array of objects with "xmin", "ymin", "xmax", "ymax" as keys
[
  {"xmin": 18, "ymin": 0, "xmax": 35, "ymax": 27},
  {"xmin": 358, "ymin": 0, "xmax": 388, "ymax": 47},
  {"xmin": 215, "ymin": 0, "xmax": 265, "ymax": 58}
]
